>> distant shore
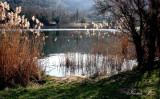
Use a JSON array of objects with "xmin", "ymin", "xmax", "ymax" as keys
[{"xmin": 42, "ymin": 23, "xmax": 89, "ymax": 29}]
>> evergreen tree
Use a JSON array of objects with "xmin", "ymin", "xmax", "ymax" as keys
[{"xmin": 76, "ymin": 9, "xmax": 79, "ymax": 22}]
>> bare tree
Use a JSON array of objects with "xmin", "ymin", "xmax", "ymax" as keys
[{"xmin": 94, "ymin": 0, "xmax": 160, "ymax": 70}]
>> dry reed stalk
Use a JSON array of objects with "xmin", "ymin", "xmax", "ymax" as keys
[
  {"xmin": 0, "ymin": 1, "xmax": 45, "ymax": 88},
  {"xmin": 0, "ymin": 30, "xmax": 44, "ymax": 88},
  {"xmin": 122, "ymin": 36, "xmax": 129, "ymax": 57}
]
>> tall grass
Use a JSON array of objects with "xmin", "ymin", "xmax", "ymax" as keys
[
  {"xmin": 0, "ymin": 2, "xmax": 45, "ymax": 88},
  {"xmin": 56, "ymin": 30, "xmax": 136, "ymax": 76}
]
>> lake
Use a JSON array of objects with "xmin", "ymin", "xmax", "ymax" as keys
[{"xmin": 38, "ymin": 29, "xmax": 137, "ymax": 77}]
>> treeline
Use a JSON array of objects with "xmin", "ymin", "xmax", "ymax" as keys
[
  {"xmin": 4, "ymin": 0, "xmax": 98, "ymax": 26},
  {"xmin": 5, "ymin": 0, "xmax": 66, "ymax": 25}
]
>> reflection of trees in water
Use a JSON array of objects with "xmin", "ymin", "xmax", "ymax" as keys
[
  {"xmin": 44, "ymin": 30, "xmax": 113, "ymax": 55},
  {"xmin": 43, "ymin": 30, "xmax": 96, "ymax": 55},
  {"xmin": 42, "ymin": 30, "xmax": 136, "ymax": 76}
]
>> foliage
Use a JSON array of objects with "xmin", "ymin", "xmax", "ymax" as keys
[
  {"xmin": 5, "ymin": 0, "xmax": 61, "ymax": 25},
  {"xmin": 80, "ymin": 17, "xmax": 87, "ymax": 23},
  {"xmin": 75, "ymin": 9, "xmax": 79, "ymax": 22},
  {"xmin": 5, "ymin": 0, "xmax": 104, "ymax": 26}
]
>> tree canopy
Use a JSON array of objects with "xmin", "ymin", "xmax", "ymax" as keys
[{"xmin": 95, "ymin": 0, "xmax": 160, "ymax": 71}]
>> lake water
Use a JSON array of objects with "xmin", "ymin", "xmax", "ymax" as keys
[{"xmin": 38, "ymin": 29, "xmax": 137, "ymax": 77}]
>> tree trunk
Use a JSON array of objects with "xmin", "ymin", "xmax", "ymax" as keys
[
  {"xmin": 133, "ymin": 35, "xmax": 143, "ymax": 69},
  {"xmin": 147, "ymin": 14, "xmax": 157, "ymax": 70}
]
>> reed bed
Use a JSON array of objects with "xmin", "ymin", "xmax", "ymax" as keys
[
  {"xmin": 0, "ymin": 2, "xmax": 45, "ymax": 89},
  {"xmin": 54, "ymin": 31, "xmax": 137, "ymax": 77}
]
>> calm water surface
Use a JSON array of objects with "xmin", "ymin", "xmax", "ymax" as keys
[{"xmin": 38, "ymin": 29, "xmax": 137, "ymax": 77}]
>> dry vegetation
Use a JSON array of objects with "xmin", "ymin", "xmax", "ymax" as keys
[
  {"xmin": 0, "ymin": 2, "xmax": 45, "ymax": 89},
  {"xmin": 59, "ymin": 30, "xmax": 136, "ymax": 76}
]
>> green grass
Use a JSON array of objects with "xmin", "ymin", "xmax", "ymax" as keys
[{"xmin": 0, "ymin": 68, "xmax": 160, "ymax": 99}]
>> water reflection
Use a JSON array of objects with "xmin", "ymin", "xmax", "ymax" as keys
[
  {"xmin": 39, "ymin": 30, "xmax": 136, "ymax": 77},
  {"xmin": 42, "ymin": 30, "xmax": 116, "ymax": 56}
]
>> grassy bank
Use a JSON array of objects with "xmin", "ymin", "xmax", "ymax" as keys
[{"xmin": 0, "ymin": 68, "xmax": 159, "ymax": 99}]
